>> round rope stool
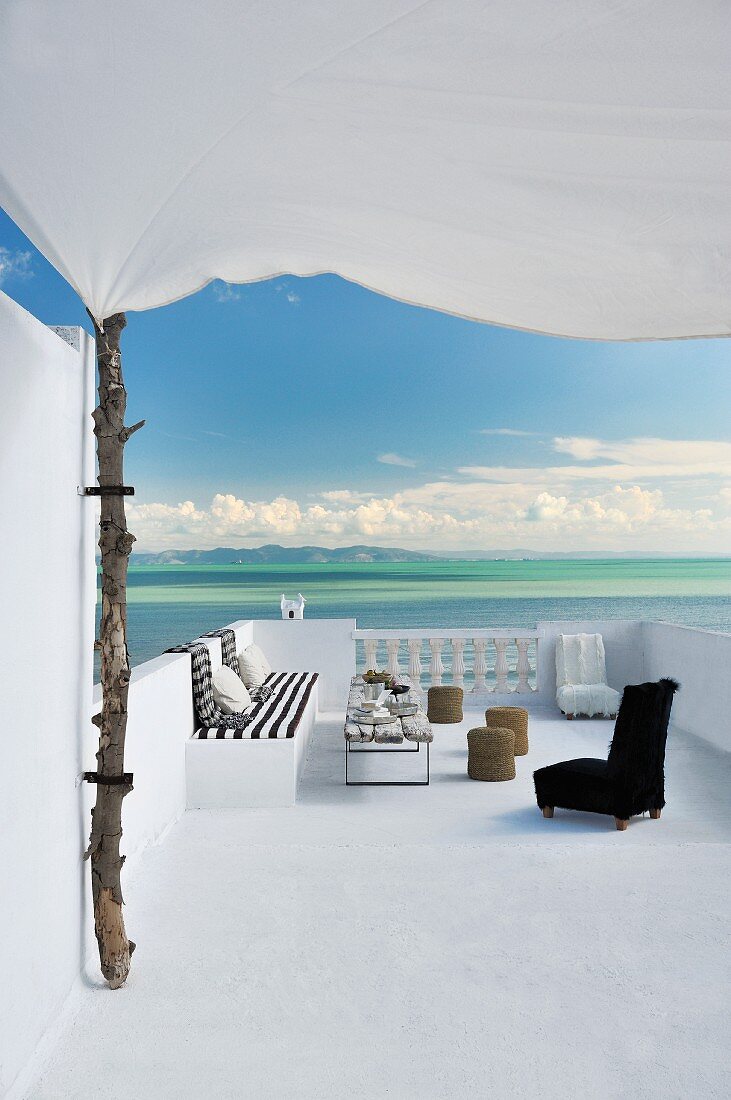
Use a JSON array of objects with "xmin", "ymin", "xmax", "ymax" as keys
[
  {"xmin": 427, "ymin": 685, "xmax": 464, "ymax": 723},
  {"xmin": 467, "ymin": 727, "xmax": 515, "ymax": 781},
  {"xmin": 485, "ymin": 706, "xmax": 529, "ymax": 756}
]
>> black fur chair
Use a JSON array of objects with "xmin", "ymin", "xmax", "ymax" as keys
[{"xmin": 533, "ymin": 678, "xmax": 678, "ymax": 831}]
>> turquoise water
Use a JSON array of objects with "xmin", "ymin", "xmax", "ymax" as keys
[{"xmin": 113, "ymin": 559, "xmax": 731, "ymax": 667}]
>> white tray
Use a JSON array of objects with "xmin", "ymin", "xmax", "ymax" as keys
[{"xmin": 350, "ymin": 711, "xmax": 398, "ymax": 726}]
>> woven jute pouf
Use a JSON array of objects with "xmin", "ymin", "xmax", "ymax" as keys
[
  {"xmin": 485, "ymin": 706, "xmax": 529, "ymax": 756},
  {"xmin": 427, "ymin": 685, "xmax": 464, "ymax": 723},
  {"xmin": 467, "ymin": 726, "xmax": 516, "ymax": 781}
]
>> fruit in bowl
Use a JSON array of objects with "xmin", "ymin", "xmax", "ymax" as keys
[{"xmin": 362, "ymin": 669, "xmax": 394, "ymax": 687}]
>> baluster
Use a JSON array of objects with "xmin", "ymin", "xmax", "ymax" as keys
[
  {"xmin": 363, "ymin": 637, "xmax": 378, "ymax": 674},
  {"xmin": 494, "ymin": 638, "xmax": 510, "ymax": 693},
  {"xmin": 451, "ymin": 638, "xmax": 465, "ymax": 689},
  {"xmin": 386, "ymin": 638, "xmax": 401, "ymax": 679},
  {"xmin": 516, "ymin": 638, "xmax": 531, "ymax": 693},
  {"xmin": 407, "ymin": 638, "xmax": 423, "ymax": 690},
  {"xmin": 472, "ymin": 638, "xmax": 488, "ymax": 692},
  {"xmin": 429, "ymin": 638, "xmax": 444, "ymax": 686}
]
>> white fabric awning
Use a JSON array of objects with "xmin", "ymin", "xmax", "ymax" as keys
[{"xmin": 1, "ymin": 1, "xmax": 729, "ymax": 339}]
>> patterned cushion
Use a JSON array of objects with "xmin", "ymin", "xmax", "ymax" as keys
[
  {"xmin": 167, "ymin": 635, "xmax": 274, "ymax": 733},
  {"xmin": 195, "ymin": 672, "xmax": 318, "ymax": 739}
]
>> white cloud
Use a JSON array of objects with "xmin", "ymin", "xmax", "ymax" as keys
[
  {"xmin": 0, "ymin": 247, "xmax": 33, "ymax": 286},
  {"xmin": 275, "ymin": 282, "xmax": 301, "ymax": 304},
  {"xmin": 318, "ymin": 489, "xmax": 370, "ymax": 503},
  {"xmin": 212, "ymin": 282, "xmax": 240, "ymax": 302},
  {"xmin": 128, "ymin": 436, "xmax": 731, "ymax": 553},
  {"xmin": 129, "ymin": 479, "xmax": 731, "ymax": 554},
  {"xmin": 378, "ymin": 452, "xmax": 417, "ymax": 468},
  {"xmin": 552, "ymin": 436, "xmax": 731, "ymax": 467},
  {"xmin": 460, "ymin": 437, "xmax": 731, "ymax": 484},
  {"xmin": 480, "ymin": 428, "xmax": 534, "ymax": 437}
]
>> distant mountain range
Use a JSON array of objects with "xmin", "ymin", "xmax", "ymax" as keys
[
  {"xmin": 131, "ymin": 544, "xmax": 442, "ymax": 565},
  {"xmin": 130, "ymin": 544, "xmax": 727, "ymax": 565}
]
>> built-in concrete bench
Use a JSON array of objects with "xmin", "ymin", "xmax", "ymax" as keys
[
  {"xmin": 186, "ymin": 670, "xmax": 319, "ymax": 808},
  {"xmin": 181, "ymin": 629, "xmax": 320, "ymax": 809}
]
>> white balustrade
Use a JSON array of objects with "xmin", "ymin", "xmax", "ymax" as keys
[
  {"xmin": 494, "ymin": 638, "xmax": 510, "ymax": 692},
  {"xmin": 407, "ymin": 638, "xmax": 422, "ymax": 687},
  {"xmin": 451, "ymin": 638, "xmax": 465, "ymax": 689},
  {"xmin": 516, "ymin": 638, "xmax": 531, "ymax": 693},
  {"xmin": 385, "ymin": 638, "xmax": 401, "ymax": 679},
  {"xmin": 429, "ymin": 638, "xmax": 445, "ymax": 686},
  {"xmin": 472, "ymin": 638, "xmax": 488, "ymax": 692},
  {"xmin": 354, "ymin": 630, "xmax": 538, "ymax": 695},
  {"xmin": 363, "ymin": 638, "xmax": 378, "ymax": 672}
]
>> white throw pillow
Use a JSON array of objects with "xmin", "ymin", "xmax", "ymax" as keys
[
  {"xmin": 247, "ymin": 642, "xmax": 272, "ymax": 677},
  {"xmin": 211, "ymin": 665, "xmax": 252, "ymax": 714},
  {"xmin": 238, "ymin": 646, "xmax": 266, "ymax": 689}
]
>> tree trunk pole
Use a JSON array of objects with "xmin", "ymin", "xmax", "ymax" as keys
[{"xmin": 85, "ymin": 310, "xmax": 142, "ymax": 987}]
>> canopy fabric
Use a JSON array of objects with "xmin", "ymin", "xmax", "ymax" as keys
[{"xmin": 1, "ymin": 1, "xmax": 729, "ymax": 339}]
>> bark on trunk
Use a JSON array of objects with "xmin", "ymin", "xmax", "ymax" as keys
[{"xmin": 85, "ymin": 311, "xmax": 142, "ymax": 988}]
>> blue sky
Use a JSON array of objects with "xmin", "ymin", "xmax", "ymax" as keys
[{"xmin": 2, "ymin": 207, "xmax": 730, "ymax": 553}]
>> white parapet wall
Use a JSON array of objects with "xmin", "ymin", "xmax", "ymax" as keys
[
  {"xmin": 349, "ymin": 619, "xmax": 730, "ymax": 753},
  {"xmin": 0, "ymin": 294, "xmax": 96, "ymax": 1098},
  {"xmin": 251, "ymin": 617, "xmax": 356, "ymax": 710},
  {"xmin": 89, "ymin": 653, "xmax": 192, "ymax": 859},
  {"xmin": 641, "ymin": 622, "xmax": 731, "ymax": 753}
]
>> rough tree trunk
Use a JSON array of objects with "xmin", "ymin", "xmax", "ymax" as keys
[{"xmin": 85, "ymin": 311, "xmax": 143, "ymax": 987}]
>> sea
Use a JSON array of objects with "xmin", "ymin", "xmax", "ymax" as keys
[{"xmin": 114, "ymin": 559, "xmax": 731, "ymax": 668}]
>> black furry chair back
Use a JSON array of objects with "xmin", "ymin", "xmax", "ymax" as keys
[{"xmin": 607, "ymin": 678, "xmax": 679, "ymax": 820}]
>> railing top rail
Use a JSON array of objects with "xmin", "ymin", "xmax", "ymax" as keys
[{"xmin": 352, "ymin": 628, "xmax": 539, "ymax": 640}]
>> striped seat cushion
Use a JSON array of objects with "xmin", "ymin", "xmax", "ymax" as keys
[{"xmin": 195, "ymin": 672, "xmax": 318, "ymax": 740}]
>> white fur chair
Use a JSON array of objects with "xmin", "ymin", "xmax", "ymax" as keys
[{"xmin": 555, "ymin": 633, "xmax": 621, "ymax": 719}]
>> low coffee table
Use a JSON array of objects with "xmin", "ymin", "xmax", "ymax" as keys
[{"xmin": 344, "ymin": 676, "xmax": 433, "ymax": 786}]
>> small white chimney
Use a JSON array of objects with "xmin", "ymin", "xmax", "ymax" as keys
[{"xmin": 281, "ymin": 593, "xmax": 306, "ymax": 620}]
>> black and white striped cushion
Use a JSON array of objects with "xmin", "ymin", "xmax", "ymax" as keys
[{"xmin": 195, "ymin": 672, "xmax": 318, "ymax": 740}]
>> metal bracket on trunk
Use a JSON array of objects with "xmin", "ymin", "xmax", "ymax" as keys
[
  {"xmin": 83, "ymin": 772, "xmax": 134, "ymax": 785},
  {"xmin": 78, "ymin": 485, "xmax": 135, "ymax": 496}
]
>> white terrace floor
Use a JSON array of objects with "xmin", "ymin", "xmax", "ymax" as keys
[{"xmin": 30, "ymin": 707, "xmax": 730, "ymax": 1100}]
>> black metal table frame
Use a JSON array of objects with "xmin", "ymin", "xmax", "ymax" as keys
[{"xmin": 345, "ymin": 736, "xmax": 430, "ymax": 786}]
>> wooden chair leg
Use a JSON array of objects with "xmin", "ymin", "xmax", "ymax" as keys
[
  {"xmin": 614, "ymin": 817, "xmax": 629, "ymax": 831},
  {"xmin": 542, "ymin": 806, "xmax": 554, "ymax": 818},
  {"xmin": 566, "ymin": 713, "xmax": 574, "ymax": 721},
  {"xmin": 649, "ymin": 808, "xmax": 661, "ymax": 819}
]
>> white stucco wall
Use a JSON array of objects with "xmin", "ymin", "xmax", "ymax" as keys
[
  {"xmin": 0, "ymin": 297, "xmax": 197, "ymax": 1099},
  {"xmin": 0, "ymin": 294, "xmax": 96, "ymax": 1098},
  {"xmin": 90, "ymin": 653, "xmax": 192, "ymax": 861},
  {"xmin": 251, "ymin": 618, "xmax": 356, "ymax": 709},
  {"xmin": 641, "ymin": 622, "xmax": 731, "ymax": 753}
]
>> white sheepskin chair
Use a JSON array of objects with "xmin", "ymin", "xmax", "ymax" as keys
[{"xmin": 555, "ymin": 633, "xmax": 621, "ymax": 719}]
